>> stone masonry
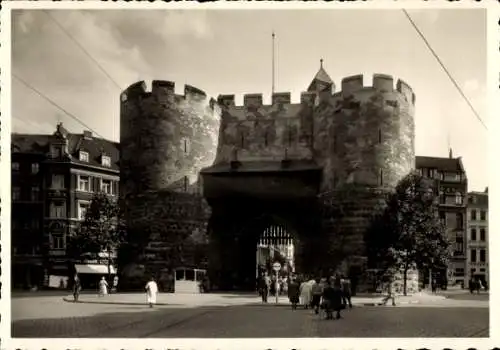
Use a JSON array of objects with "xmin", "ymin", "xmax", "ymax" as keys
[{"xmin": 120, "ymin": 68, "xmax": 416, "ymax": 290}]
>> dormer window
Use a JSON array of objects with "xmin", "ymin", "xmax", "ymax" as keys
[
  {"xmin": 102, "ymin": 155, "xmax": 111, "ymax": 167},
  {"xmin": 50, "ymin": 145, "xmax": 63, "ymax": 159},
  {"xmin": 79, "ymin": 151, "xmax": 89, "ymax": 162}
]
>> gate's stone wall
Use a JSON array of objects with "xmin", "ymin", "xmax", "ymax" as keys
[{"xmin": 119, "ymin": 71, "xmax": 416, "ymax": 291}]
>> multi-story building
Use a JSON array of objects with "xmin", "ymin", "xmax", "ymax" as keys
[
  {"xmin": 11, "ymin": 123, "xmax": 119, "ymax": 289},
  {"xmin": 416, "ymin": 150, "xmax": 468, "ymax": 288},
  {"xmin": 467, "ymin": 188, "xmax": 488, "ymax": 288}
]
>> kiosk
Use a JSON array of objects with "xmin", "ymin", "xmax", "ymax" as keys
[{"xmin": 174, "ymin": 267, "xmax": 207, "ymax": 293}]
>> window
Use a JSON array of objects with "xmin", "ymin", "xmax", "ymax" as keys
[
  {"xmin": 78, "ymin": 175, "xmax": 91, "ymax": 192},
  {"xmin": 12, "ymin": 187, "xmax": 21, "ymax": 201},
  {"xmin": 480, "ymin": 228, "xmax": 486, "ymax": 241},
  {"xmin": 378, "ymin": 129, "xmax": 382, "ymax": 144},
  {"xmin": 180, "ymin": 137, "xmax": 191, "ymax": 155},
  {"xmin": 471, "ymin": 209, "xmax": 477, "ymax": 221},
  {"xmin": 455, "ymin": 173, "xmax": 461, "ymax": 181},
  {"xmin": 31, "ymin": 218, "xmax": 40, "ymax": 229},
  {"xmin": 480, "ymin": 210, "xmax": 486, "ymax": 221},
  {"xmin": 479, "ymin": 249, "xmax": 486, "ymax": 263},
  {"xmin": 50, "ymin": 145, "xmax": 64, "ymax": 158},
  {"xmin": 101, "ymin": 155, "xmax": 111, "ymax": 167},
  {"xmin": 79, "ymin": 151, "xmax": 89, "ymax": 162},
  {"xmin": 78, "ymin": 201, "xmax": 90, "ymax": 220},
  {"xmin": 379, "ymin": 169, "xmax": 383, "ymax": 186},
  {"xmin": 471, "ymin": 249, "xmax": 477, "ymax": 263},
  {"xmin": 471, "ymin": 196, "xmax": 477, "ymax": 204},
  {"xmin": 50, "ymin": 201, "xmax": 66, "ymax": 218},
  {"xmin": 454, "ymin": 241, "xmax": 464, "ymax": 255},
  {"xmin": 101, "ymin": 179, "xmax": 113, "ymax": 195},
  {"xmin": 455, "ymin": 268, "xmax": 464, "ymax": 277},
  {"xmin": 31, "ymin": 163, "xmax": 39, "ymax": 174},
  {"xmin": 480, "ymin": 268, "xmax": 485, "ymax": 273},
  {"xmin": 439, "ymin": 212, "xmax": 446, "ymax": 226},
  {"xmin": 51, "ymin": 234, "xmax": 65, "ymax": 250},
  {"xmin": 471, "ymin": 228, "xmax": 477, "ymax": 241},
  {"xmin": 439, "ymin": 172, "xmax": 444, "ymax": 181},
  {"xmin": 12, "ymin": 162, "xmax": 20, "ymax": 171},
  {"xmin": 455, "ymin": 213, "xmax": 463, "ymax": 229},
  {"xmin": 30, "ymin": 186, "xmax": 40, "ymax": 201},
  {"xmin": 439, "ymin": 191, "xmax": 446, "ymax": 204},
  {"xmin": 455, "ymin": 192, "xmax": 463, "ymax": 205},
  {"xmin": 51, "ymin": 174, "xmax": 65, "ymax": 189}
]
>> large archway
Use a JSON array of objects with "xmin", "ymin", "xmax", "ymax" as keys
[{"xmin": 205, "ymin": 197, "xmax": 324, "ymax": 291}]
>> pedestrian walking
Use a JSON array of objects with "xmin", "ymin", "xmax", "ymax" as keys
[
  {"xmin": 300, "ymin": 279, "xmax": 313, "ymax": 309},
  {"xmin": 259, "ymin": 272, "xmax": 271, "ymax": 303},
  {"xmin": 322, "ymin": 278, "xmax": 343, "ymax": 320},
  {"xmin": 287, "ymin": 276, "xmax": 300, "ymax": 310},
  {"xmin": 98, "ymin": 276, "xmax": 108, "ymax": 297},
  {"xmin": 145, "ymin": 277, "xmax": 159, "ymax": 308},
  {"xmin": 431, "ymin": 279, "xmax": 437, "ymax": 293},
  {"xmin": 341, "ymin": 275, "xmax": 353, "ymax": 309},
  {"xmin": 380, "ymin": 276, "xmax": 396, "ymax": 306},
  {"xmin": 111, "ymin": 276, "xmax": 119, "ymax": 294},
  {"xmin": 311, "ymin": 278, "xmax": 323, "ymax": 314},
  {"xmin": 72, "ymin": 274, "xmax": 81, "ymax": 302}
]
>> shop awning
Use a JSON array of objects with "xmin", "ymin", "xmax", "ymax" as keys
[{"xmin": 75, "ymin": 264, "xmax": 117, "ymax": 274}]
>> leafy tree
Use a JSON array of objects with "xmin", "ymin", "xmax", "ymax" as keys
[
  {"xmin": 68, "ymin": 191, "xmax": 126, "ymax": 279},
  {"xmin": 365, "ymin": 172, "xmax": 451, "ymax": 295}
]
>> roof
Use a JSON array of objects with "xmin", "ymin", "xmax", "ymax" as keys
[
  {"xmin": 313, "ymin": 66, "xmax": 333, "ymax": 85},
  {"xmin": 201, "ymin": 160, "xmax": 322, "ymax": 174},
  {"xmin": 415, "ymin": 156, "xmax": 465, "ymax": 173},
  {"xmin": 307, "ymin": 60, "xmax": 334, "ymax": 92},
  {"xmin": 468, "ymin": 191, "xmax": 488, "ymax": 206},
  {"xmin": 12, "ymin": 124, "xmax": 120, "ymax": 171}
]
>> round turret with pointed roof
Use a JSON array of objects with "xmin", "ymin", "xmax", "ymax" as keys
[{"xmin": 307, "ymin": 59, "xmax": 335, "ymax": 93}]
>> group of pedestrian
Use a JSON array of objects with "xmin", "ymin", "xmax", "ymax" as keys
[
  {"xmin": 266, "ymin": 273, "xmax": 354, "ymax": 320},
  {"xmin": 469, "ymin": 278, "xmax": 488, "ymax": 294}
]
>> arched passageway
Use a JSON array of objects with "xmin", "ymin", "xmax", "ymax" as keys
[{"xmin": 206, "ymin": 199, "xmax": 323, "ymax": 291}]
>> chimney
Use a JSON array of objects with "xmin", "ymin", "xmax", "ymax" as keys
[
  {"xmin": 449, "ymin": 148, "xmax": 453, "ymax": 159},
  {"xmin": 83, "ymin": 130, "xmax": 93, "ymax": 140}
]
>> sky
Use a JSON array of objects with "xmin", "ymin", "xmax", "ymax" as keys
[{"xmin": 11, "ymin": 9, "xmax": 487, "ymax": 191}]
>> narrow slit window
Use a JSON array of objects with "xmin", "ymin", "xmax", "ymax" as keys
[
  {"xmin": 378, "ymin": 129, "xmax": 382, "ymax": 144},
  {"xmin": 288, "ymin": 127, "xmax": 292, "ymax": 147},
  {"xmin": 184, "ymin": 176, "xmax": 188, "ymax": 192},
  {"xmin": 183, "ymin": 139, "xmax": 188, "ymax": 154},
  {"xmin": 264, "ymin": 130, "xmax": 268, "ymax": 147},
  {"xmin": 240, "ymin": 133, "xmax": 245, "ymax": 148},
  {"xmin": 379, "ymin": 169, "xmax": 384, "ymax": 186}
]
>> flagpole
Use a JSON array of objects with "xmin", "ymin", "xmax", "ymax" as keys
[{"xmin": 272, "ymin": 31, "xmax": 276, "ymax": 94}]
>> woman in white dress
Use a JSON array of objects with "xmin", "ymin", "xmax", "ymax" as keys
[
  {"xmin": 145, "ymin": 277, "xmax": 159, "ymax": 308},
  {"xmin": 98, "ymin": 276, "xmax": 108, "ymax": 297},
  {"xmin": 300, "ymin": 279, "xmax": 314, "ymax": 309}
]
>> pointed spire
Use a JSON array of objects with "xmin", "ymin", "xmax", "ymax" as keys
[
  {"xmin": 449, "ymin": 148, "xmax": 453, "ymax": 159},
  {"xmin": 307, "ymin": 59, "xmax": 334, "ymax": 93}
]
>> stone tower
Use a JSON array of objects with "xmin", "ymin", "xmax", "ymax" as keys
[
  {"xmin": 119, "ymin": 80, "xmax": 221, "ymax": 288},
  {"xmin": 312, "ymin": 67, "xmax": 416, "ymax": 275}
]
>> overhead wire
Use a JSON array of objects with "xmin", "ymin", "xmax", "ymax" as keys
[
  {"xmin": 42, "ymin": 9, "xmax": 124, "ymax": 92},
  {"xmin": 13, "ymin": 73, "xmax": 105, "ymax": 139},
  {"xmin": 402, "ymin": 9, "xmax": 487, "ymax": 130}
]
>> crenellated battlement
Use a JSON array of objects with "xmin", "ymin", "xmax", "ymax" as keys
[
  {"xmin": 336, "ymin": 74, "xmax": 416, "ymax": 104},
  {"xmin": 122, "ymin": 80, "xmax": 212, "ymax": 105},
  {"xmin": 216, "ymin": 91, "xmax": 318, "ymax": 109}
]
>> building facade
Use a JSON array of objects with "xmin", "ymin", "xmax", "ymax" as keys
[
  {"xmin": 416, "ymin": 151, "xmax": 468, "ymax": 288},
  {"xmin": 467, "ymin": 188, "xmax": 488, "ymax": 287},
  {"xmin": 11, "ymin": 123, "xmax": 120, "ymax": 289}
]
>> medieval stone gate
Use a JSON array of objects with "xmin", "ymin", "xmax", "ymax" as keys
[{"xmin": 119, "ymin": 65, "xmax": 416, "ymax": 291}]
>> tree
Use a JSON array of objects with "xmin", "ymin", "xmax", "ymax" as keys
[
  {"xmin": 365, "ymin": 172, "xmax": 451, "ymax": 295},
  {"xmin": 68, "ymin": 192, "xmax": 126, "ymax": 280}
]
